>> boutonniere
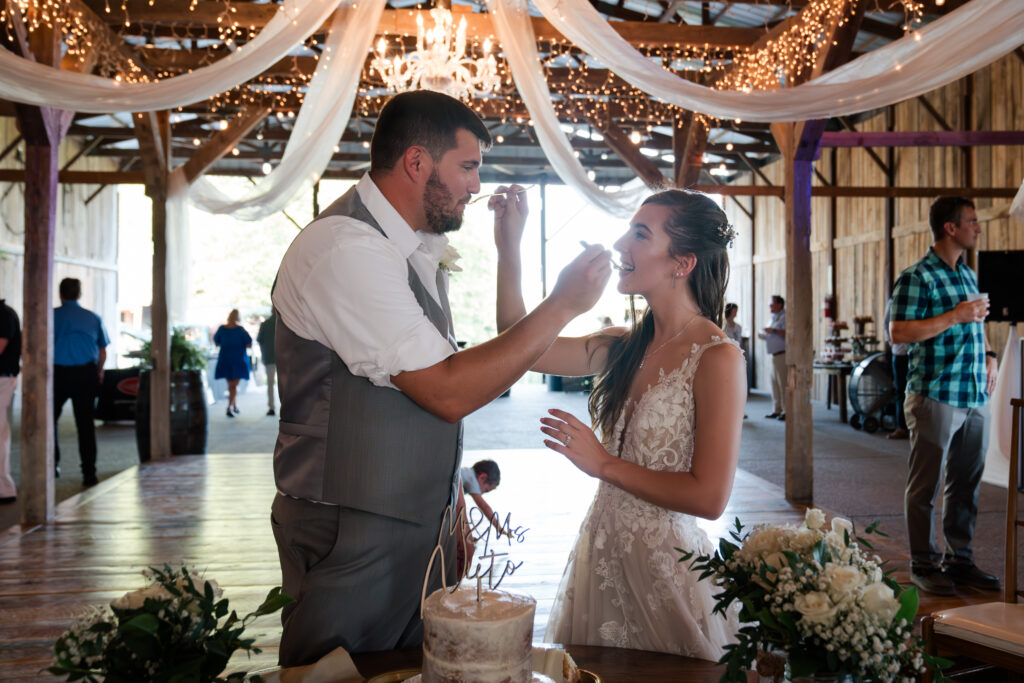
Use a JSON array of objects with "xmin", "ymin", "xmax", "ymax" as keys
[{"xmin": 439, "ymin": 244, "xmax": 463, "ymax": 273}]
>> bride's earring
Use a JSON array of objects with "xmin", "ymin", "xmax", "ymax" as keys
[{"xmin": 672, "ymin": 271, "xmax": 683, "ymax": 289}]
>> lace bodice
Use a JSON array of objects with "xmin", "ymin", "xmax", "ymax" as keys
[{"xmin": 545, "ymin": 336, "xmax": 740, "ymax": 658}]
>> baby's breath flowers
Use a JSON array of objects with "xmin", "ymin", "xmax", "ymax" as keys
[
  {"xmin": 680, "ymin": 509, "xmax": 949, "ymax": 682},
  {"xmin": 50, "ymin": 564, "xmax": 292, "ymax": 683}
]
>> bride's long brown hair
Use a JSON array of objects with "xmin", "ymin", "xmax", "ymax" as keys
[{"xmin": 587, "ymin": 190, "xmax": 735, "ymax": 440}]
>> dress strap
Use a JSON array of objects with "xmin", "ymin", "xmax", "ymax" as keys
[{"xmin": 683, "ymin": 336, "xmax": 739, "ymax": 378}]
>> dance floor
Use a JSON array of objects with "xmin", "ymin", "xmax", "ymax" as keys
[{"xmin": 0, "ymin": 450, "xmax": 989, "ymax": 681}]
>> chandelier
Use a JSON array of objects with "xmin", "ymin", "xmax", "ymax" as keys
[{"xmin": 371, "ymin": 7, "xmax": 501, "ymax": 99}]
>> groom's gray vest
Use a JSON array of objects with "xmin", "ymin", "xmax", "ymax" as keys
[{"xmin": 273, "ymin": 187, "xmax": 462, "ymax": 524}]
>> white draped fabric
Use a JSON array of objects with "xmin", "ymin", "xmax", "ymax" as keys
[
  {"xmin": 487, "ymin": 0, "xmax": 645, "ymax": 217},
  {"xmin": 0, "ymin": 0, "xmax": 344, "ymax": 113},
  {"xmin": 0, "ymin": 0, "xmax": 1019, "ymax": 225},
  {"xmin": 983, "ymin": 326, "xmax": 1021, "ymax": 488},
  {"xmin": 1012, "ymin": 178, "xmax": 1024, "ymax": 223},
  {"xmin": 527, "ymin": 0, "xmax": 1024, "ymax": 122},
  {"xmin": 188, "ymin": 0, "xmax": 386, "ymax": 219}
]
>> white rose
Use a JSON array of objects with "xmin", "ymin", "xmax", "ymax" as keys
[
  {"xmin": 111, "ymin": 583, "xmax": 171, "ymax": 610},
  {"xmin": 805, "ymin": 508, "xmax": 826, "ymax": 530},
  {"xmin": 794, "ymin": 591, "xmax": 837, "ymax": 624},
  {"xmin": 743, "ymin": 526, "xmax": 783, "ymax": 555},
  {"xmin": 440, "ymin": 244, "xmax": 462, "ymax": 272},
  {"xmin": 787, "ymin": 527, "xmax": 821, "ymax": 553},
  {"xmin": 831, "ymin": 517, "xmax": 853, "ymax": 538},
  {"xmin": 862, "ymin": 582, "xmax": 900, "ymax": 623},
  {"xmin": 824, "ymin": 563, "xmax": 865, "ymax": 597}
]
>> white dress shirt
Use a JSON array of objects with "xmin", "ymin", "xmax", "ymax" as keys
[
  {"xmin": 272, "ymin": 174, "xmax": 456, "ymax": 390},
  {"xmin": 766, "ymin": 310, "xmax": 786, "ymax": 355}
]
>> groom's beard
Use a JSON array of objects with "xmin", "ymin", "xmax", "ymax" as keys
[{"xmin": 424, "ymin": 170, "xmax": 465, "ymax": 235}]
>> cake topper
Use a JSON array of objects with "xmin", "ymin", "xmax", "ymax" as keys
[{"xmin": 421, "ymin": 499, "xmax": 529, "ymax": 609}]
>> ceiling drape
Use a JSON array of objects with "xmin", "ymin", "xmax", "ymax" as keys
[{"xmin": 0, "ymin": 0, "xmax": 1019, "ymax": 222}]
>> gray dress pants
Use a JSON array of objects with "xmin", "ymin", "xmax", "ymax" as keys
[
  {"xmin": 271, "ymin": 494, "xmax": 457, "ymax": 667},
  {"xmin": 904, "ymin": 393, "xmax": 989, "ymax": 571}
]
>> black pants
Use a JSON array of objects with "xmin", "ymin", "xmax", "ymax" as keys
[
  {"xmin": 892, "ymin": 353, "xmax": 909, "ymax": 430},
  {"xmin": 54, "ymin": 363, "xmax": 99, "ymax": 477}
]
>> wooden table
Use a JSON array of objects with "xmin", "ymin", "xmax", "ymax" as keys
[
  {"xmin": 812, "ymin": 361, "xmax": 854, "ymax": 423},
  {"xmin": 353, "ymin": 644, "xmax": 734, "ymax": 683}
]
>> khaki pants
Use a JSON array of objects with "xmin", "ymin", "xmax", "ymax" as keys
[
  {"xmin": 904, "ymin": 393, "xmax": 988, "ymax": 570},
  {"xmin": 265, "ymin": 362, "xmax": 276, "ymax": 411},
  {"xmin": 770, "ymin": 352, "xmax": 786, "ymax": 415}
]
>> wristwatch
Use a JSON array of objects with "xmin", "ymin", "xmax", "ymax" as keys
[{"xmin": 985, "ymin": 350, "xmax": 998, "ymax": 359}]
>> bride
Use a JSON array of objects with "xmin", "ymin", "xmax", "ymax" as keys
[{"xmin": 491, "ymin": 187, "xmax": 745, "ymax": 660}]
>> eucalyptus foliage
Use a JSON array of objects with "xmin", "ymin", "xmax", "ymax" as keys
[
  {"xmin": 679, "ymin": 511, "xmax": 951, "ymax": 683},
  {"xmin": 49, "ymin": 564, "xmax": 293, "ymax": 683}
]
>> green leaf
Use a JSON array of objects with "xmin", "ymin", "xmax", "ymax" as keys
[
  {"xmin": 121, "ymin": 613, "xmax": 160, "ymax": 635},
  {"xmin": 248, "ymin": 587, "xmax": 295, "ymax": 620},
  {"xmin": 895, "ymin": 585, "xmax": 919, "ymax": 624}
]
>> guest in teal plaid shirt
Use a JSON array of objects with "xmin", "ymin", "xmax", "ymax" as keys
[{"xmin": 890, "ymin": 196, "xmax": 1000, "ymax": 597}]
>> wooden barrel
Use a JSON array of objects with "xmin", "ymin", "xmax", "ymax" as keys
[{"xmin": 136, "ymin": 369, "xmax": 209, "ymax": 462}]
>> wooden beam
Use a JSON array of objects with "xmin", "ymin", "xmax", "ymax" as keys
[
  {"xmin": 132, "ymin": 111, "xmax": 173, "ymax": 462},
  {"xmin": 9, "ymin": 21, "xmax": 72, "ymax": 526},
  {"xmin": 133, "ymin": 111, "xmax": 170, "ymax": 190},
  {"xmin": 87, "ymin": 2, "xmax": 763, "ymax": 48},
  {"xmin": 181, "ymin": 103, "xmax": 270, "ymax": 184},
  {"xmin": 820, "ymin": 130, "xmax": 1024, "ymax": 147},
  {"xmin": 689, "ymin": 185, "xmax": 1021, "ymax": 198},
  {"xmin": 588, "ymin": 116, "xmax": 667, "ymax": 189},
  {"xmin": 839, "ymin": 116, "xmax": 889, "ymax": 176},
  {"xmin": 60, "ymin": 136, "xmax": 106, "ymax": 172},
  {"xmin": 0, "ymin": 169, "xmax": 147, "ymax": 183},
  {"xmin": 68, "ymin": 0, "xmax": 156, "ymax": 79}
]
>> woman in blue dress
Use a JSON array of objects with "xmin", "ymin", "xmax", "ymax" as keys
[{"xmin": 213, "ymin": 309, "xmax": 252, "ymax": 417}]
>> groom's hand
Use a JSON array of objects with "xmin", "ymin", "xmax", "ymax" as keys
[{"xmin": 549, "ymin": 244, "xmax": 612, "ymax": 315}]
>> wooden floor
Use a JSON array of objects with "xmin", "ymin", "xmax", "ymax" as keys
[{"xmin": 0, "ymin": 450, "xmax": 995, "ymax": 681}]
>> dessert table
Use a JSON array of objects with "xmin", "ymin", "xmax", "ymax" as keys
[{"xmin": 352, "ymin": 644, "xmax": 740, "ymax": 683}]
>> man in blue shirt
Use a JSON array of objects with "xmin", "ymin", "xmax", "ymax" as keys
[
  {"xmin": 890, "ymin": 196, "xmax": 999, "ymax": 596},
  {"xmin": 0, "ymin": 299, "xmax": 20, "ymax": 504},
  {"xmin": 53, "ymin": 278, "xmax": 109, "ymax": 487}
]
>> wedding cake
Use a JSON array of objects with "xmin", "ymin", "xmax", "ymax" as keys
[{"xmin": 421, "ymin": 585, "xmax": 536, "ymax": 682}]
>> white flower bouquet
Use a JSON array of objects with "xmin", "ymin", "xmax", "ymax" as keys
[
  {"xmin": 49, "ymin": 564, "xmax": 292, "ymax": 683},
  {"xmin": 680, "ymin": 509, "xmax": 949, "ymax": 682}
]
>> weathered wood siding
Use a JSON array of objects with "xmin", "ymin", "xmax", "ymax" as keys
[
  {"xmin": 724, "ymin": 51, "xmax": 1024, "ymax": 401},
  {"xmin": 0, "ymin": 118, "xmax": 120, "ymax": 357}
]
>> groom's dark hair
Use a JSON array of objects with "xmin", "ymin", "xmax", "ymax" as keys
[{"xmin": 369, "ymin": 90, "xmax": 491, "ymax": 172}]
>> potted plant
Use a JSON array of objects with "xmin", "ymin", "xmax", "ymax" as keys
[{"xmin": 136, "ymin": 328, "xmax": 210, "ymax": 461}]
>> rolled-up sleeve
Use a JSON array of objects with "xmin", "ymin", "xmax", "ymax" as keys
[{"xmin": 294, "ymin": 225, "xmax": 454, "ymax": 389}]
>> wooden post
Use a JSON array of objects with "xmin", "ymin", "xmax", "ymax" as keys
[
  {"xmin": 9, "ymin": 18, "xmax": 73, "ymax": 525},
  {"xmin": 134, "ymin": 111, "xmax": 172, "ymax": 461},
  {"xmin": 18, "ymin": 139, "xmax": 59, "ymax": 525},
  {"xmin": 771, "ymin": 120, "xmax": 826, "ymax": 505}
]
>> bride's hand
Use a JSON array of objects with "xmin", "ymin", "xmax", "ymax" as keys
[
  {"xmin": 540, "ymin": 409, "xmax": 611, "ymax": 479},
  {"xmin": 491, "ymin": 184, "xmax": 529, "ymax": 254}
]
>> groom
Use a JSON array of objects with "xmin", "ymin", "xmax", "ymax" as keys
[{"xmin": 270, "ymin": 90, "xmax": 611, "ymax": 666}]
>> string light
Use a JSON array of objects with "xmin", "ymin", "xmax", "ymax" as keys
[{"xmin": 0, "ymin": 0, "xmax": 926, "ymax": 169}]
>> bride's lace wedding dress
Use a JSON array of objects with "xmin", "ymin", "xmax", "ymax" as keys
[{"xmin": 545, "ymin": 338, "xmax": 740, "ymax": 660}]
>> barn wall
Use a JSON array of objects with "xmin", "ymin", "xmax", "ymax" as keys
[
  {"xmin": 0, "ymin": 118, "xmax": 121, "ymax": 360},
  {"xmin": 731, "ymin": 52, "xmax": 1024, "ymax": 403}
]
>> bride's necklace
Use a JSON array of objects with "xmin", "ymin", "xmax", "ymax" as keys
[{"xmin": 639, "ymin": 314, "xmax": 701, "ymax": 370}]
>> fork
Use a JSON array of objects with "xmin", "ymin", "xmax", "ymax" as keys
[
  {"xmin": 468, "ymin": 184, "xmax": 537, "ymax": 204},
  {"xmin": 579, "ymin": 240, "xmax": 628, "ymax": 271}
]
